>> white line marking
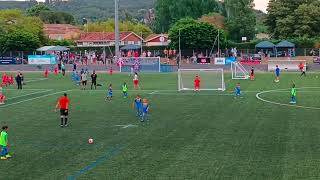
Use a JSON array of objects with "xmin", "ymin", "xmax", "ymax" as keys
[
  {"xmin": 113, "ymin": 124, "xmax": 138, "ymax": 129},
  {"xmin": 149, "ymin": 91, "xmax": 158, "ymax": 95},
  {"xmin": 7, "ymin": 90, "xmax": 53, "ymax": 100},
  {"xmin": 0, "ymin": 90, "xmax": 72, "ymax": 108},
  {"xmin": 24, "ymin": 78, "xmax": 47, "ymax": 83},
  {"xmin": 71, "ymin": 89, "xmax": 177, "ymax": 92},
  {"xmin": 256, "ymin": 87, "xmax": 320, "ymax": 110},
  {"xmin": 4, "ymin": 89, "xmax": 52, "ymax": 91}
]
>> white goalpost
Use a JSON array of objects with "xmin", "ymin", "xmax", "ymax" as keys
[
  {"xmin": 178, "ymin": 69, "xmax": 225, "ymax": 91},
  {"xmin": 231, "ymin": 62, "xmax": 250, "ymax": 80}
]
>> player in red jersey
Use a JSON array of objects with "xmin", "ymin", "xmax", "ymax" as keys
[
  {"xmin": 54, "ymin": 66, "xmax": 58, "ymax": 76},
  {"xmin": 55, "ymin": 93, "xmax": 70, "ymax": 127},
  {"xmin": 0, "ymin": 85, "xmax": 6, "ymax": 105},
  {"xmin": 44, "ymin": 68, "xmax": 49, "ymax": 78},
  {"xmin": 109, "ymin": 66, "xmax": 113, "ymax": 76},
  {"xmin": 194, "ymin": 75, "xmax": 201, "ymax": 92}
]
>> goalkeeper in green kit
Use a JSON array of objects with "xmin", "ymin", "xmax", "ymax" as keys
[{"xmin": 290, "ymin": 83, "xmax": 297, "ymax": 104}]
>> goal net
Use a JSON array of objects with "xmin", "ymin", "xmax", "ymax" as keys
[
  {"xmin": 118, "ymin": 57, "xmax": 161, "ymax": 73},
  {"xmin": 231, "ymin": 62, "xmax": 249, "ymax": 80},
  {"xmin": 178, "ymin": 69, "xmax": 225, "ymax": 91}
]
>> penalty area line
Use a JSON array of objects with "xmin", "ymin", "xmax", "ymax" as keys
[
  {"xmin": 0, "ymin": 90, "xmax": 72, "ymax": 108},
  {"xmin": 7, "ymin": 89, "xmax": 53, "ymax": 100},
  {"xmin": 24, "ymin": 78, "xmax": 48, "ymax": 83}
]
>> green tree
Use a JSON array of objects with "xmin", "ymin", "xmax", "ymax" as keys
[
  {"xmin": 87, "ymin": 20, "xmax": 153, "ymax": 38},
  {"xmin": 39, "ymin": 11, "xmax": 75, "ymax": 24},
  {"xmin": 224, "ymin": 0, "xmax": 256, "ymax": 42},
  {"xmin": 168, "ymin": 18, "xmax": 226, "ymax": 50},
  {"xmin": 26, "ymin": 4, "xmax": 50, "ymax": 17},
  {"xmin": 266, "ymin": 0, "xmax": 320, "ymax": 38},
  {"xmin": 1, "ymin": 30, "xmax": 40, "ymax": 52},
  {"xmin": 154, "ymin": 0, "xmax": 223, "ymax": 33},
  {"xmin": 0, "ymin": 9, "xmax": 45, "ymax": 52}
]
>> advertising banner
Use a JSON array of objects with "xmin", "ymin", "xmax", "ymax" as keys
[
  {"xmin": 0, "ymin": 57, "xmax": 16, "ymax": 65},
  {"xmin": 214, "ymin": 58, "xmax": 226, "ymax": 65},
  {"xmin": 28, "ymin": 55, "xmax": 56, "ymax": 65}
]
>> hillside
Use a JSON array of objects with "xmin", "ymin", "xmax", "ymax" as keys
[{"xmin": 0, "ymin": 0, "xmax": 155, "ymax": 22}]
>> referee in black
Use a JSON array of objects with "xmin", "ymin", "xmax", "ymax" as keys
[
  {"xmin": 16, "ymin": 72, "xmax": 23, "ymax": 90},
  {"xmin": 91, "ymin": 70, "xmax": 98, "ymax": 90}
]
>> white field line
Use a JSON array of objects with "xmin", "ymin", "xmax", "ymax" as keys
[
  {"xmin": 24, "ymin": 78, "xmax": 48, "ymax": 83},
  {"xmin": 0, "ymin": 90, "xmax": 72, "ymax": 108},
  {"xmin": 7, "ymin": 90, "xmax": 53, "ymax": 100},
  {"xmin": 113, "ymin": 124, "xmax": 138, "ymax": 129},
  {"xmin": 256, "ymin": 87, "xmax": 320, "ymax": 110},
  {"xmin": 71, "ymin": 89, "xmax": 178, "ymax": 92},
  {"xmin": 4, "ymin": 88, "xmax": 53, "ymax": 91}
]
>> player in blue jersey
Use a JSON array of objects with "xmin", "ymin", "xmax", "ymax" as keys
[
  {"xmin": 275, "ymin": 65, "xmax": 280, "ymax": 82},
  {"xmin": 141, "ymin": 98, "xmax": 149, "ymax": 122},
  {"xmin": 133, "ymin": 95, "xmax": 142, "ymax": 117},
  {"xmin": 106, "ymin": 84, "xmax": 113, "ymax": 101},
  {"xmin": 235, "ymin": 83, "xmax": 241, "ymax": 98}
]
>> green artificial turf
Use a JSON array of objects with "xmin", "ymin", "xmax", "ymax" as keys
[{"xmin": 0, "ymin": 72, "xmax": 320, "ymax": 180}]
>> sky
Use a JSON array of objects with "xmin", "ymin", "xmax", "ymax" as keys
[
  {"xmin": 254, "ymin": 0, "xmax": 269, "ymax": 13},
  {"xmin": 0, "ymin": 0, "xmax": 270, "ymax": 13}
]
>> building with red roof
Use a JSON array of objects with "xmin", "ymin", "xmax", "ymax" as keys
[
  {"xmin": 44, "ymin": 24, "xmax": 81, "ymax": 40},
  {"xmin": 144, "ymin": 34, "xmax": 170, "ymax": 47},
  {"xmin": 76, "ymin": 32, "xmax": 143, "ymax": 47}
]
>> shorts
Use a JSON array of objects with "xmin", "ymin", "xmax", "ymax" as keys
[
  {"xmin": 92, "ymin": 81, "xmax": 97, "ymax": 85},
  {"xmin": 133, "ymin": 80, "xmax": 139, "ymax": 86},
  {"xmin": 276, "ymin": 73, "xmax": 280, "ymax": 77},
  {"xmin": 195, "ymin": 84, "xmax": 200, "ymax": 89},
  {"xmin": 60, "ymin": 109, "xmax": 69, "ymax": 116},
  {"xmin": 82, "ymin": 80, "xmax": 87, "ymax": 85},
  {"xmin": 108, "ymin": 92, "xmax": 113, "ymax": 97}
]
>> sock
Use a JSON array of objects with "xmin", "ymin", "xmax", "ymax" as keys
[
  {"xmin": 60, "ymin": 118, "xmax": 64, "ymax": 126},
  {"xmin": 64, "ymin": 118, "xmax": 68, "ymax": 125}
]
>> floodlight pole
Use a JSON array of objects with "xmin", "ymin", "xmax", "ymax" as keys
[
  {"xmin": 179, "ymin": 29, "xmax": 181, "ymax": 68},
  {"xmin": 218, "ymin": 29, "xmax": 220, "ymax": 58},
  {"xmin": 115, "ymin": 0, "xmax": 120, "ymax": 58}
]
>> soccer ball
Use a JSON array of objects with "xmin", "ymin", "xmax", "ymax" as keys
[
  {"xmin": 274, "ymin": 79, "xmax": 280, "ymax": 83},
  {"xmin": 88, "ymin": 138, "xmax": 94, "ymax": 144}
]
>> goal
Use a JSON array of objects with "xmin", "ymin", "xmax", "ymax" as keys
[
  {"xmin": 231, "ymin": 62, "xmax": 249, "ymax": 80},
  {"xmin": 119, "ymin": 57, "xmax": 161, "ymax": 73},
  {"xmin": 178, "ymin": 69, "xmax": 225, "ymax": 91}
]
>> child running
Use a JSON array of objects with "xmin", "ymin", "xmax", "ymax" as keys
[
  {"xmin": 141, "ymin": 98, "xmax": 150, "ymax": 122},
  {"xmin": 250, "ymin": 67, "xmax": 255, "ymax": 80},
  {"xmin": 106, "ymin": 84, "xmax": 113, "ymax": 101},
  {"xmin": 290, "ymin": 83, "xmax": 297, "ymax": 104},
  {"xmin": 133, "ymin": 95, "xmax": 142, "ymax": 117},
  {"xmin": 275, "ymin": 65, "xmax": 280, "ymax": 82},
  {"xmin": 122, "ymin": 82, "xmax": 128, "ymax": 98},
  {"xmin": 133, "ymin": 72, "xmax": 140, "ymax": 90},
  {"xmin": 0, "ymin": 85, "xmax": 6, "ymax": 105},
  {"xmin": 235, "ymin": 83, "xmax": 241, "ymax": 98},
  {"xmin": 0, "ymin": 126, "xmax": 11, "ymax": 160}
]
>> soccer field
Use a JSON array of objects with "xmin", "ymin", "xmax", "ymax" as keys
[{"xmin": 0, "ymin": 72, "xmax": 320, "ymax": 180}]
